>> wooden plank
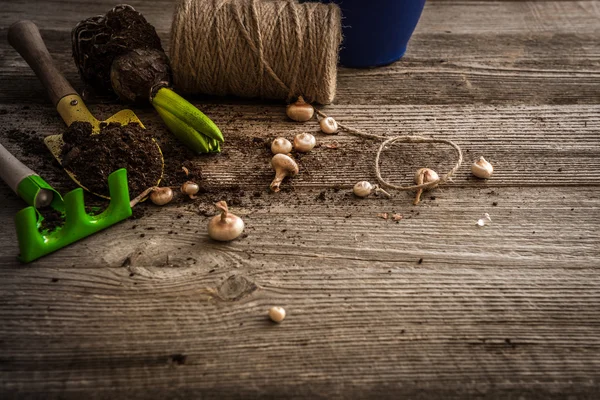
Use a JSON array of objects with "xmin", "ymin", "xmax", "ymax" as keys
[
  {"xmin": 0, "ymin": 0, "xmax": 175, "ymax": 34},
  {"xmin": 1, "ymin": 103, "xmax": 599, "ymax": 193},
  {"xmin": 2, "ymin": 31, "xmax": 600, "ymax": 105},
  {"xmin": 0, "ymin": 187, "xmax": 599, "ymax": 398},
  {"xmin": 420, "ymin": 1, "xmax": 600, "ymax": 35},
  {"xmin": 1, "ymin": 1, "xmax": 600, "ymax": 105},
  {"xmin": 1, "ymin": 184, "xmax": 598, "ymax": 267},
  {"xmin": 2, "ymin": 1, "xmax": 599, "ymax": 35}
]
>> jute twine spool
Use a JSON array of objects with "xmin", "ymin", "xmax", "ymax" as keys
[{"xmin": 170, "ymin": 0, "xmax": 342, "ymax": 104}]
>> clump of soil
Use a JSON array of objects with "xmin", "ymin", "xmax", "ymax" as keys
[
  {"xmin": 61, "ymin": 121, "xmax": 162, "ymax": 198},
  {"xmin": 72, "ymin": 4, "xmax": 166, "ymax": 97},
  {"xmin": 39, "ymin": 208, "xmax": 65, "ymax": 232}
]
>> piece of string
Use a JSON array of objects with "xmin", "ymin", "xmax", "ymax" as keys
[{"xmin": 314, "ymin": 109, "xmax": 463, "ymax": 192}]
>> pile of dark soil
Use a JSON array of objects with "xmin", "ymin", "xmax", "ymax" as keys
[
  {"xmin": 72, "ymin": 4, "xmax": 166, "ymax": 95},
  {"xmin": 61, "ymin": 121, "xmax": 163, "ymax": 198}
]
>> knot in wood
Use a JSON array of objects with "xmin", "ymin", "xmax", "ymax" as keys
[{"xmin": 217, "ymin": 275, "xmax": 258, "ymax": 302}]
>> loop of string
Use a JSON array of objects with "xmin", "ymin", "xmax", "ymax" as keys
[{"xmin": 315, "ymin": 109, "xmax": 463, "ymax": 192}]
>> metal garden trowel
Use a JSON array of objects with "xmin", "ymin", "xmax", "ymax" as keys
[{"xmin": 7, "ymin": 20, "xmax": 164, "ymax": 199}]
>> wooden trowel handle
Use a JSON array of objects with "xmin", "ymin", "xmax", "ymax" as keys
[{"xmin": 8, "ymin": 20, "xmax": 77, "ymax": 107}]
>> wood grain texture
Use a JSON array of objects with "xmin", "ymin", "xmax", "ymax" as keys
[
  {"xmin": 1, "ymin": 187, "xmax": 599, "ymax": 399},
  {"xmin": 1, "ymin": 0, "xmax": 600, "ymax": 398},
  {"xmin": 2, "ymin": 1, "xmax": 600, "ymax": 105}
]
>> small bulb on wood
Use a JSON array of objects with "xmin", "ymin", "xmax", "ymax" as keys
[
  {"xmin": 286, "ymin": 96, "xmax": 314, "ymax": 122},
  {"xmin": 293, "ymin": 133, "xmax": 316, "ymax": 153},
  {"xmin": 268, "ymin": 306, "xmax": 286, "ymax": 323},
  {"xmin": 353, "ymin": 181, "xmax": 373, "ymax": 197},
  {"xmin": 271, "ymin": 137, "xmax": 293, "ymax": 155},
  {"xmin": 471, "ymin": 156, "xmax": 494, "ymax": 179},
  {"xmin": 149, "ymin": 187, "xmax": 173, "ymax": 205},
  {"xmin": 320, "ymin": 117, "xmax": 338, "ymax": 134},
  {"xmin": 207, "ymin": 201, "xmax": 244, "ymax": 241},
  {"xmin": 414, "ymin": 168, "xmax": 439, "ymax": 205},
  {"xmin": 353, "ymin": 181, "xmax": 391, "ymax": 198},
  {"xmin": 181, "ymin": 181, "xmax": 200, "ymax": 199},
  {"xmin": 476, "ymin": 213, "xmax": 492, "ymax": 227},
  {"xmin": 270, "ymin": 154, "xmax": 299, "ymax": 192}
]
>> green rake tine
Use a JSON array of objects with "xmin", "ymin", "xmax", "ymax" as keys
[{"xmin": 15, "ymin": 168, "xmax": 133, "ymax": 263}]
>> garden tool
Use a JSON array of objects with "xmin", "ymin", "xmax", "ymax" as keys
[
  {"xmin": 7, "ymin": 20, "xmax": 164, "ymax": 199},
  {"xmin": 0, "ymin": 142, "xmax": 131, "ymax": 263}
]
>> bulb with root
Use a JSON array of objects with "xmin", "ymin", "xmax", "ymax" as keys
[
  {"xmin": 271, "ymin": 137, "xmax": 293, "ymax": 155},
  {"xmin": 471, "ymin": 156, "xmax": 494, "ymax": 179},
  {"xmin": 207, "ymin": 201, "xmax": 245, "ymax": 241},
  {"xmin": 286, "ymin": 96, "xmax": 314, "ymax": 122},
  {"xmin": 320, "ymin": 117, "xmax": 338, "ymax": 134},
  {"xmin": 413, "ymin": 168, "xmax": 439, "ymax": 205},
  {"xmin": 293, "ymin": 133, "xmax": 316, "ymax": 153},
  {"xmin": 130, "ymin": 186, "xmax": 173, "ymax": 207},
  {"xmin": 181, "ymin": 181, "xmax": 200, "ymax": 199},
  {"xmin": 353, "ymin": 181, "xmax": 391, "ymax": 198},
  {"xmin": 270, "ymin": 154, "xmax": 299, "ymax": 192}
]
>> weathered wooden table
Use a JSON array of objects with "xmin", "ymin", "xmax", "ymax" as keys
[{"xmin": 1, "ymin": 1, "xmax": 599, "ymax": 398}]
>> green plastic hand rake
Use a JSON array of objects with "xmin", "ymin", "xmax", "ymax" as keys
[{"xmin": 0, "ymin": 143, "xmax": 132, "ymax": 263}]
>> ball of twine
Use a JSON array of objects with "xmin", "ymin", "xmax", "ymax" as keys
[{"xmin": 170, "ymin": 0, "xmax": 342, "ymax": 104}]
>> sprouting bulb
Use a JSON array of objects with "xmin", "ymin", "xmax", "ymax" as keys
[
  {"xmin": 353, "ymin": 181, "xmax": 391, "ymax": 198},
  {"xmin": 286, "ymin": 96, "xmax": 314, "ymax": 122},
  {"xmin": 471, "ymin": 156, "xmax": 494, "ymax": 179}
]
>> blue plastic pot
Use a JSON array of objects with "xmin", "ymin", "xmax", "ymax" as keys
[{"xmin": 312, "ymin": 0, "xmax": 426, "ymax": 68}]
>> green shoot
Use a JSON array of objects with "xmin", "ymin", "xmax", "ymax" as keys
[{"xmin": 152, "ymin": 88, "xmax": 223, "ymax": 153}]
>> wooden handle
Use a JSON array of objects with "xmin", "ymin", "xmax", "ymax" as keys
[{"xmin": 8, "ymin": 20, "xmax": 77, "ymax": 106}]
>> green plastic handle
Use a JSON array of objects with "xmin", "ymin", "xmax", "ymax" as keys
[
  {"xmin": 17, "ymin": 175, "xmax": 64, "ymax": 211},
  {"xmin": 15, "ymin": 168, "xmax": 132, "ymax": 263}
]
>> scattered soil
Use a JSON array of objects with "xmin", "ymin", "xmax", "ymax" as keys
[
  {"xmin": 3, "ymin": 107, "xmax": 497, "ymax": 234},
  {"xmin": 3, "ymin": 128, "xmax": 74, "ymax": 191},
  {"xmin": 72, "ymin": 5, "xmax": 167, "ymax": 96},
  {"xmin": 158, "ymin": 138, "xmax": 203, "ymax": 188},
  {"xmin": 39, "ymin": 208, "xmax": 65, "ymax": 232},
  {"xmin": 61, "ymin": 121, "xmax": 163, "ymax": 198},
  {"xmin": 6, "ymin": 128, "xmax": 53, "ymax": 158},
  {"xmin": 170, "ymin": 354, "xmax": 187, "ymax": 365}
]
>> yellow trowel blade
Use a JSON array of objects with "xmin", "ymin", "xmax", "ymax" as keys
[{"xmin": 44, "ymin": 95, "xmax": 163, "ymax": 199}]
